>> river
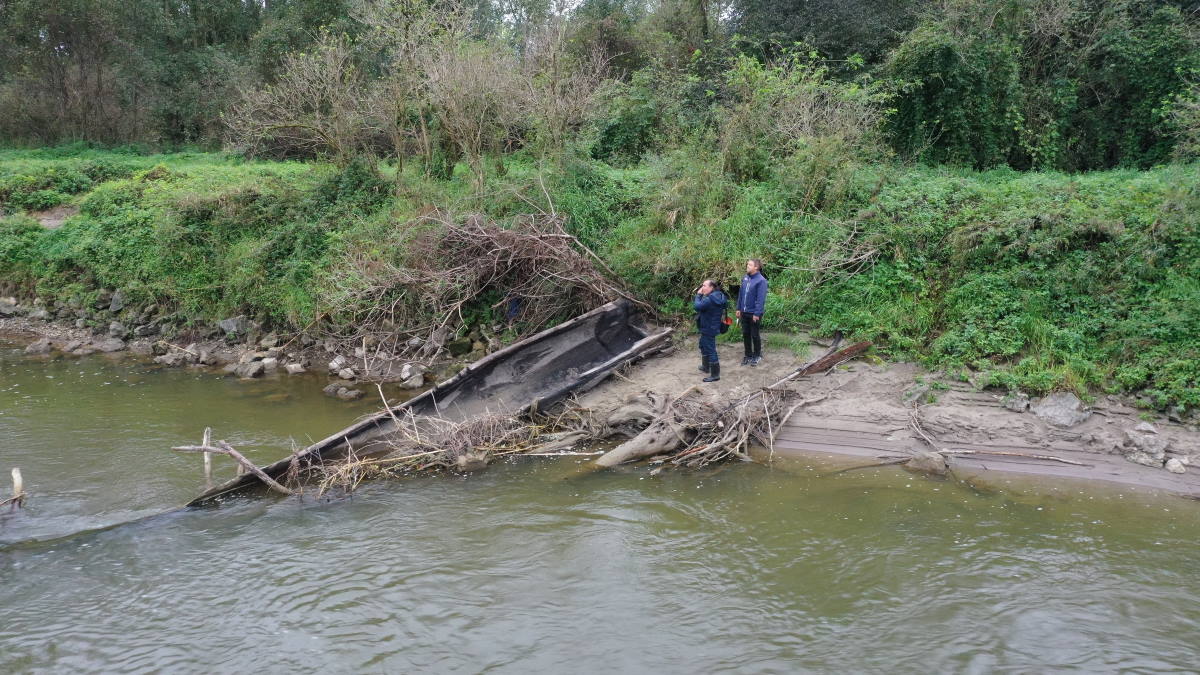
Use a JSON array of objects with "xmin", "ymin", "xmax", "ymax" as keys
[{"xmin": 2, "ymin": 338, "xmax": 1199, "ymax": 673}]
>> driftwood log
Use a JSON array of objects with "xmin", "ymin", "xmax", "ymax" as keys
[{"xmin": 1, "ymin": 468, "xmax": 25, "ymax": 510}]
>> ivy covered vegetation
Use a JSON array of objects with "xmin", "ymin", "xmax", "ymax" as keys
[{"xmin": 1, "ymin": 0, "xmax": 1199, "ymax": 409}]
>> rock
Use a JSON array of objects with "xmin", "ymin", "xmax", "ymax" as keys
[
  {"xmin": 63, "ymin": 340, "xmax": 83, "ymax": 352},
  {"xmin": 154, "ymin": 353, "xmax": 189, "ymax": 367},
  {"xmin": 24, "ymin": 338, "xmax": 52, "ymax": 355},
  {"xmin": 901, "ymin": 384, "xmax": 932, "ymax": 406},
  {"xmin": 322, "ymin": 383, "xmax": 342, "ymax": 397},
  {"xmin": 259, "ymin": 333, "xmax": 279, "ymax": 348},
  {"xmin": 406, "ymin": 336, "xmax": 424, "ymax": 348},
  {"xmin": 300, "ymin": 333, "xmax": 316, "ymax": 347},
  {"xmin": 1003, "ymin": 392, "xmax": 1031, "ymax": 412},
  {"xmin": 94, "ymin": 290, "xmax": 112, "ymax": 309},
  {"xmin": 455, "ymin": 451, "xmax": 489, "ymax": 473},
  {"xmin": 133, "ymin": 324, "xmax": 158, "ymax": 338},
  {"xmin": 197, "ymin": 350, "xmax": 215, "ymax": 365},
  {"xmin": 28, "ymin": 308, "xmax": 50, "ymax": 321},
  {"xmin": 336, "ymin": 387, "xmax": 364, "ymax": 401},
  {"xmin": 1030, "ymin": 392, "xmax": 1091, "ymax": 428},
  {"xmin": 327, "ymin": 355, "xmax": 347, "ymax": 373},
  {"xmin": 338, "ymin": 367, "xmax": 357, "ymax": 380},
  {"xmin": 234, "ymin": 361, "xmax": 266, "ymax": 379},
  {"xmin": 108, "ymin": 321, "xmax": 127, "ymax": 338},
  {"xmin": 1122, "ymin": 424, "xmax": 1168, "ymax": 467},
  {"xmin": 74, "ymin": 319, "xmax": 87, "ymax": 329},
  {"xmin": 1125, "ymin": 451, "xmax": 1163, "ymax": 468},
  {"xmin": 108, "ymin": 289, "xmax": 126, "ymax": 313},
  {"xmin": 218, "ymin": 315, "xmax": 254, "ymax": 337},
  {"xmin": 261, "ymin": 357, "xmax": 279, "ymax": 371},
  {"xmin": 151, "ymin": 341, "xmax": 169, "ymax": 356},
  {"xmin": 905, "ymin": 451, "xmax": 948, "ymax": 476},
  {"xmin": 471, "ymin": 340, "xmax": 485, "ymax": 353},
  {"xmin": 399, "ymin": 373, "xmax": 425, "ymax": 389},
  {"xmin": 128, "ymin": 340, "xmax": 154, "ymax": 356},
  {"xmin": 285, "ymin": 363, "xmax": 306, "ymax": 375},
  {"xmin": 238, "ymin": 351, "xmax": 266, "ymax": 364},
  {"xmin": 1166, "ymin": 458, "xmax": 1186, "ymax": 474},
  {"xmin": 95, "ymin": 337, "xmax": 126, "ymax": 353},
  {"xmin": 446, "ymin": 338, "xmax": 472, "ymax": 357},
  {"xmin": 0, "ymin": 301, "xmax": 19, "ymax": 316},
  {"xmin": 399, "ymin": 362, "xmax": 426, "ymax": 381}
]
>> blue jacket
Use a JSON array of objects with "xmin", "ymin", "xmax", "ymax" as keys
[
  {"xmin": 737, "ymin": 272, "xmax": 768, "ymax": 316},
  {"xmin": 694, "ymin": 289, "xmax": 728, "ymax": 337}
]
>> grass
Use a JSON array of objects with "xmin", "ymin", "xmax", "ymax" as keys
[{"xmin": 1, "ymin": 145, "xmax": 1197, "ymax": 410}]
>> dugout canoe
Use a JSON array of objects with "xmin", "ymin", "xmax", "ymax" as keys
[{"xmin": 187, "ymin": 300, "xmax": 671, "ymax": 505}]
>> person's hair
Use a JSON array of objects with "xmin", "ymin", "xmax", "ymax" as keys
[
  {"xmin": 748, "ymin": 258, "xmax": 763, "ymax": 272},
  {"xmin": 704, "ymin": 279, "xmax": 722, "ymax": 292}
]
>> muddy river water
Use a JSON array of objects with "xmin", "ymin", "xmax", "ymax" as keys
[{"xmin": 2, "ymin": 338, "xmax": 1199, "ymax": 672}]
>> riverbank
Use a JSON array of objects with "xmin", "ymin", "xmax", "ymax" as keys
[
  {"xmin": 573, "ymin": 335, "xmax": 1200, "ymax": 499},
  {"xmin": 2, "ymin": 148, "xmax": 1198, "ymax": 413}
]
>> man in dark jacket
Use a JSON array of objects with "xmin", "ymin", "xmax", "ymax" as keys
[
  {"xmin": 693, "ymin": 279, "xmax": 727, "ymax": 382},
  {"xmin": 736, "ymin": 259, "xmax": 768, "ymax": 366}
]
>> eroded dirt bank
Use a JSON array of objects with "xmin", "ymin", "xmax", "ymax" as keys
[{"xmin": 576, "ymin": 335, "xmax": 1200, "ymax": 498}]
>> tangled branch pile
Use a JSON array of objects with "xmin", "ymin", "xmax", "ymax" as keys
[
  {"xmin": 322, "ymin": 209, "xmax": 644, "ymax": 359},
  {"xmin": 593, "ymin": 387, "xmax": 806, "ymax": 470},
  {"xmin": 315, "ymin": 404, "xmax": 599, "ymax": 494}
]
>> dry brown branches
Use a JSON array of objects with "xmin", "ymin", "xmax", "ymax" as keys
[{"xmin": 320, "ymin": 209, "xmax": 646, "ymax": 361}]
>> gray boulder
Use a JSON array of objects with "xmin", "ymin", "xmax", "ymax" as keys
[
  {"xmin": 905, "ymin": 451, "xmax": 948, "ymax": 476},
  {"xmin": 1122, "ymin": 423, "xmax": 1168, "ymax": 467},
  {"xmin": 399, "ymin": 362, "xmax": 426, "ymax": 382},
  {"xmin": 1003, "ymin": 392, "xmax": 1031, "ymax": 412},
  {"xmin": 336, "ymin": 387, "xmax": 364, "ymax": 401},
  {"xmin": 327, "ymin": 355, "xmax": 347, "ymax": 374},
  {"xmin": 234, "ymin": 361, "xmax": 266, "ymax": 379},
  {"xmin": 399, "ymin": 373, "xmax": 425, "ymax": 389},
  {"xmin": 95, "ymin": 338, "xmax": 126, "ymax": 353},
  {"xmin": 24, "ymin": 338, "xmax": 52, "ymax": 355},
  {"xmin": 1031, "ymin": 392, "xmax": 1091, "ymax": 428},
  {"xmin": 218, "ymin": 315, "xmax": 254, "ymax": 337},
  {"xmin": 28, "ymin": 308, "xmax": 50, "ymax": 321},
  {"xmin": 285, "ymin": 363, "xmax": 306, "ymax": 375},
  {"xmin": 108, "ymin": 289, "xmax": 126, "ymax": 313},
  {"xmin": 108, "ymin": 321, "xmax": 127, "ymax": 338},
  {"xmin": 0, "ymin": 301, "xmax": 19, "ymax": 316},
  {"xmin": 1165, "ymin": 458, "xmax": 1186, "ymax": 474},
  {"xmin": 337, "ymin": 367, "xmax": 357, "ymax": 381}
]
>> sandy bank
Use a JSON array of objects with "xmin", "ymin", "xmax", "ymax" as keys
[{"xmin": 576, "ymin": 335, "xmax": 1200, "ymax": 499}]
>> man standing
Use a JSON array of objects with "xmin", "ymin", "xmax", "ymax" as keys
[
  {"xmin": 693, "ymin": 279, "xmax": 727, "ymax": 382},
  {"xmin": 736, "ymin": 259, "xmax": 768, "ymax": 366}
]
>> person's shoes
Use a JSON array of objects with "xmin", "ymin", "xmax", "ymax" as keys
[
  {"xmin": 703, "ymin": 363, "xmax": 721, "ymax": 382},
  {"xmin": 750, "ymin": 356, "xmax": 761, "ymax": 367},
  {"xmin": 699, "ymin": 357, "xmax": 709, "ymax": 372},
  {"xmin": 740, "ymin": 356, "xmax": 751, "ymax": 366}
]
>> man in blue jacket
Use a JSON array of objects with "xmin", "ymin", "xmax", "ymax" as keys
[
  {"xmin": 693, "ymin": 279, "xmax": 727, "ymax": 382},
  {"xmin": 736, "ymin": 259, "xmax": 768, "ymax": 366}
]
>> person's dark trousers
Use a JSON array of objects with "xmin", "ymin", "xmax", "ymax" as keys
[
  {"xmin": 742, "ymin": 318, "xmax": 762, "ymax": 359},
  {"xmin": 699, "ymin": 334, "xmax": 719, "ymax": 368}
]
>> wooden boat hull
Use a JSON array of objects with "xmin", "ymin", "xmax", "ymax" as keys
[{"xmin": 187, "ymin": 300, "xmax": 671, "ymax": 505}]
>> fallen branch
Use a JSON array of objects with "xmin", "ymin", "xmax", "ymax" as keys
[
  {"xmin": 173, "ymin": 437, "xmax": 295, "ymax": 496},
  {"xmin": 1, "ymin": 468, "xmax": 25, "ymax": 510}
]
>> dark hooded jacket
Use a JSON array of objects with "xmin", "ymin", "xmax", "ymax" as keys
[
  {"xmin": 737, "ymin": 272, "xmax": 768, "ymax": 317},
  {"xmin": 694, "ymin": 289, "xmax": 728, "ymax": 337}
]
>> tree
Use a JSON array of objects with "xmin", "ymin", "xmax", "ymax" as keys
[{"xmin": 226, "ymin": 32, "xmax": 370, "ymax": 161}]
